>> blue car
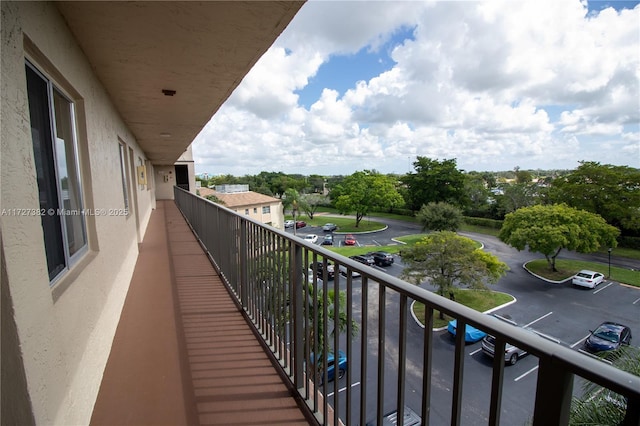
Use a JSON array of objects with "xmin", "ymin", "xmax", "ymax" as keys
[
  {"xmin": 583, "ymin": 322, "xmax": 632, "ymax": 353},
  {"xmin": 447, "ymin": 319, "xmax": 487, "ymax": 343},
  {"xmin": 312, "ymin": 350, "xmax": 347, "ymax": 383}
]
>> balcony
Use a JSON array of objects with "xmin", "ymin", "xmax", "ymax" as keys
[{"xmin": 92, "ymin": 188, "xmax": 640, "ymax": 425}]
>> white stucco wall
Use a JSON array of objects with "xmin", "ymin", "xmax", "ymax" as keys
[{"xmin": 1, "ymin": 2, "xmax": 153, "ymax": 424}]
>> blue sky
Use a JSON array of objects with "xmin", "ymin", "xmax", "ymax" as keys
[{"xmin": 192, "ymin": 0, "xmax": 639, "ymax": 176}]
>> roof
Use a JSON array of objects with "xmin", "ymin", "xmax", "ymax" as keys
[
  {"xmin": 199, "ymin": 188, "xmax": 281, "ymax": 208},
  {"xmin": 55, "ymin": 1, "xmax": 303, "ymax": 165}
]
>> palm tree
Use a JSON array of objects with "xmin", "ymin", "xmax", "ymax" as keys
[{"xmin": 570, "ymin": 346, "xmax": 640, "ymax": 425}]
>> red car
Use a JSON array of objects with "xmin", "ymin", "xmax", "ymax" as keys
[
  {"xmin": 295, "ymin": 220, "xmax": 306, "ymax": 229},
  {"xmin": 344, "ymin": 234, "xmax": 356, "ymax": 245}
]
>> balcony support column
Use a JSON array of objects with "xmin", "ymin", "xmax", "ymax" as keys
[{"xmin": 533, "ymin": 356, "xmax": 573, "ymax": 426}]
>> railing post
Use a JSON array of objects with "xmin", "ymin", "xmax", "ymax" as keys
[
  {"xmin": 291, "ymin": 242, "xmax": 304, "ymax": 389},
  {"xmin": 239, "ymin": 220, "xmax": 248, "ymax": 310},
  {"xmin": 533, "ymin": 356, "xmax": 573, "ymax": 426}
]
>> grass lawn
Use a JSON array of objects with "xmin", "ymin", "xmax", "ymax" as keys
[
  {"xmin": 286, "ymin": 214, "xmax": 385, "ymax": 233},
  {"xmin": 412, "ymin": 289, "xmax": 515, "ymax": 329},
  {"xmin": 526, "ymin": 259, "xmax": 640, "ymax": 287}
]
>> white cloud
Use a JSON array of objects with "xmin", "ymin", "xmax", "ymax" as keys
[{"xmin": 192, "ymin": 0, "xmax": 640, "ymax": 176}]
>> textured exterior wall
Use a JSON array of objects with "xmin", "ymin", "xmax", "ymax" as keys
[{"xmin": 1, "ymin": 2, "xmax": 153, "ymax": 424}]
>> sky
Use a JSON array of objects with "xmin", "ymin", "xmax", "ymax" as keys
[{"xmin": 192, "ymin": 0, "xmax": 640, "ymax": 176}]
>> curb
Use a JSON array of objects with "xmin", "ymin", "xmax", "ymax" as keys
[
  {"xmin": 522, "ymin": 262, "xmax": 572, "ymax": 284},
  {"xmin": 410, "ymin": 292, "xmax": 518, "ymax": 331}
]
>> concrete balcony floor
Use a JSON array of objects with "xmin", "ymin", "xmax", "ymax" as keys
[{"xmin": 91, "ymin": 201, "xmax": 312, "ymax": 426}]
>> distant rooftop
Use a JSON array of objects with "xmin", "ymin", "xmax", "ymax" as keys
[{"xmin": 215, "ymin": 184, "xmax": 249, "ymax": 193}]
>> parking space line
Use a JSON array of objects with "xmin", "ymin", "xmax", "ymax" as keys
[
  {"xmin": 326, "ymin": 381, "xmax": 360, "ymax": 397},
  {"xmin": 514, "ymin": 366, "xmax": 538, "ymax": 382},
  {"xmin": 593, "ymin": 282, "xmax": 614, "ymax": 294},
  {"xmin": 571, "ymin": 334, "xmax": 591, "ymax": 348},
  {"xmin": 524, "ymin": 311, "xmax": 553, "ymax": 327},
  {"xmin": 633, "ymin": 297, "xmax": 640, "ymax": 305},
  {"xmin": 469, "ymin": 348, "xmax": 483, "ymax": 356}
]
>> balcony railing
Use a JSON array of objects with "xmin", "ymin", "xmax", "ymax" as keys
[{"xmin": 175, "ymin": 187, "xmax": 639, "ymax": 426}]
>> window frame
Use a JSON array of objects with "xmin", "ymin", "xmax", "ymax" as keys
[{"xmin": 26, "ymin": 59, "xmax": 88, "ymax": 284}]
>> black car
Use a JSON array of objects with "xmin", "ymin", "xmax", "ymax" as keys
[
  {"xmin": 321, "ymin": 234, "xmax": 334, "ymax": 245},
  {"xmin": 583, "ymin": 322, "xmax": 632, "ymax": 353},
  {"xmin": 349, "ymin": 254, "xmax": 375, "ymax": 266},
  {"xmin": 309, "ymin": 261, "xmax": 335, "ymax": 280},
  {"xmin": 367, "ymin": 251, "xmax": 394, "ymax": 266}
]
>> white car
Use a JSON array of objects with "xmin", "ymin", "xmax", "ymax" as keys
[
  {"xmin": 284, "ymin": 220, "xmax": 295, "ymax": 228},
  {"xmin": 572, "ymin": 269, "xmax": 605, "ymax": 288},
  {"xmin": 303, "ymin": 234, "xmax": 318, "ymax": 244}
]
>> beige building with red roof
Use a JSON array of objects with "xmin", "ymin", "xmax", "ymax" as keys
[{"xmin": 199, "ymin": 185, "xmax": 284, "ymax": 228}]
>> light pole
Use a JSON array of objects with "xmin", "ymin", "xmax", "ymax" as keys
[{"xmin": 608, "ymin": 247, "xmax": 612, "ymax": 278}]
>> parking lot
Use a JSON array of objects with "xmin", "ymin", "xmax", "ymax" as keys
[{"xmin": 288, "ymin": 219, "xmax": 640, "ymax": 425}]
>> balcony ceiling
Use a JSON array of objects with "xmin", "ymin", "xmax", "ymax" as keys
[{"xmin": 55, "ymin": 1, "xmax": 303, "ymax": 165}]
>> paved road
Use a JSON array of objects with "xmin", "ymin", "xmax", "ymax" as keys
[{"xmin": 289, "ymin": 218, "xmax": 640, "ymax": 425}]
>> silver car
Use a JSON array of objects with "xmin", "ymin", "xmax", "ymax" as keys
[{"xmin": 481, "ymin": 333, "xmax": 529, "ymax": 365}]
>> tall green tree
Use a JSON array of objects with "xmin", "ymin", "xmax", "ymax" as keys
[
  {"xmin": 417, "ymin": 202, "xmax": 463, "ymax": 231},
  {"xmin": 463, "ymin": 172, "xmax": 493, "ymax": 217},
  {"xmin": 300, "ymin": 193, "xmax": 328, "ymax": 219},
  {"xmin": 331, "ymin": 170, "xmax": 404, "ymax": 227},
  {"xmin": 400, "ymin": 231, "xmax": 508, "ymax": 318},
  {"xmin": 550, "ymin": 162, "xmax": 640, "ymax": 234},
  {"xmin": 499, "ymin": 204, "xmax": 620, "ymax": 272},
  {"xmin": 401, "ymin": 157, "xmax": 467, "ymax": 211}
]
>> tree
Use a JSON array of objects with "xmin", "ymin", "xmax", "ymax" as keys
[
  {"xmin": 205, "ymin": 194, "xmax": 225, "ymax": 205},
  {"xmin": 494, "ymin": 181, "xmax": 540, "ymax": 215},
  {"xmin": 300, "ymin": 193, "xmax": 328, "ymax": 220},
  {"xmin": 499, "ymin": 204, "xmax": 620, "ymax": 272},
  {"xmin": 400, "ymin": 231, "xmax": 508, "ymax": 318},
  {"xmin": 549, "ymin": 162, "xmax": 640, "ymax": 234},
  {"xmin": 463, "ymin": 172, "xmax": 493, "ymax": 217},
  {"xmin": 331, "ymin": 170, "xmax": 404, "ymax": 227},
  {"xmin": 570, "ymin": 346, "xmax": 640, "ymax": 425},
  {"xmin": 401, "ymin": 157, "xmax": 467, "ymax": 211},
  {"xmin": 417, "ymin": 202, "xmax": 463, "ymax": 231}
]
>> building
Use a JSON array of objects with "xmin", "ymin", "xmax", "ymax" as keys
[
  {"xmin": 0, "ymin": 2, "xmax": 302, "ymax": 424},
  {"xmin": 199, "ymin": 185, "xmax": 284, "ymax": 228}
]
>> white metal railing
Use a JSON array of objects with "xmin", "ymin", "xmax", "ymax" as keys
[{"xmin": 175, "ymin": 187, "xmax": 640, "ymax": 426}]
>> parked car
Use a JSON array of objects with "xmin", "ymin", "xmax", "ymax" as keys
[
  {"xmin": 572, "ymin": 269, "xmax": 605, "ymax": 289},
  {"xmin": 349, "ymin": 254, "xmax": 375, "ymax": 266},
  {"xmin": 284, "ymin": 219, "xmax": 295, "ymax": 228},
  {"xmin": 311, "ymin": 350, "xmax": 347, "ymax": 384},
  {"xmin": 321, "ymin": 234, "xmax": 334, "ymax": 245},
  {"xmin": 338, "ymin": 264, "xmax": 361, "ymax": 278},
  {"xmin": 447, "ymin": 319, "xmax": 487, "ymax": 343},
  {"xmin": 481, "ymin": 332, "xmax": 530, "ymax": 365},
  {"xmin": 344, "ymin": 234, "xmax": 356, "ymax": 245},
  {"xmin": 322, "ymin": 223, "xmax": 338, "ymax": 232},
  {"xmin": 295, "ymin": 220, "xmax": 306, "ymax": 229},
  {"xmin": 309, "ymin": 261, "xmax": 335, "ymax": 281},
  {"xmin": 583, "ymin": 322, "xmax": 632, "ymax": 353},
  {"xmin": 303, "ymin": 234, "xmax": 318, "ymax": 244},
  {"xmin": 480, "ymin": 315, "xmax": 529, "ymax": 365},
  {"xmin": 367, "ymin": 251, "xmax": 394, "ymax": 266}
]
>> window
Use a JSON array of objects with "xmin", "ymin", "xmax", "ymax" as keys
[
  {"xmin": 245, "ymin": 209, "xmax": 249, "ymax": 215},
  {"xmin": 26, "ymin": 61, "xmax": 87, "ymax": 282},
  {"xmin": 118, "ymin": 143, "xmax": 129, "ymax": 211},
  {"xmin": 262, "ymin": 206, "xmax": 271, "ymax": 214},
  {"xmin": 253, "ymin": 208, "xmax": 257, "ymax": 214}
]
